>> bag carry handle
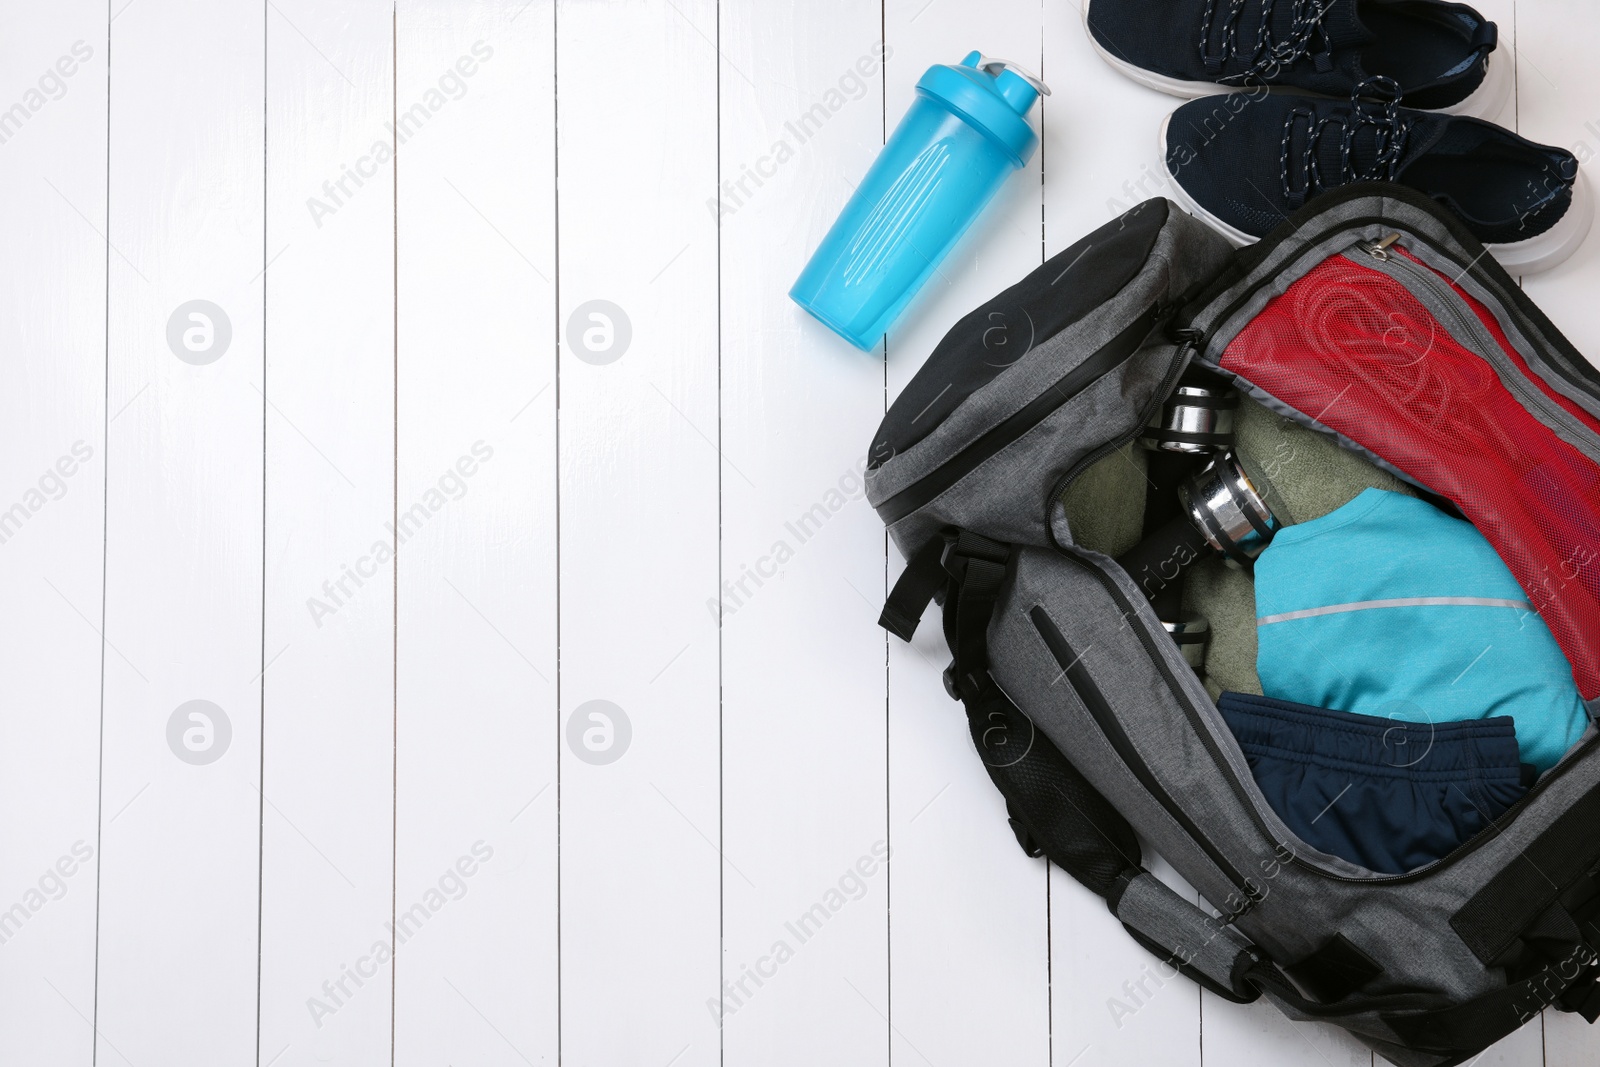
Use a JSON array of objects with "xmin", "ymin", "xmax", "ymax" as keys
[
  {"xmin": 1110, "ymin": 869, "xmax": 1261, "ymax": 1003},
  {"xmin": 1099, "ymin": 863, "xmax": 1600, "ymax": 1051}
]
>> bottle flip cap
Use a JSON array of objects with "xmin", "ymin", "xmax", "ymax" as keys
[{"xmin": 915, "ymin": 52, "xmax": 1050, "ymax": 166}]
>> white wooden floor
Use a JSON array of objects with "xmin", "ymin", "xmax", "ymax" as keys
[{"xmin": 4, "ymin": 1, "xmax": 1600, "ymax": 1064}]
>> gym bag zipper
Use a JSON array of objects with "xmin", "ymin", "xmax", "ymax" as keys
[
  {"xmin": 1191, "ymin": 216, "xmax": 1600, "ymax": 414},
  {"xmin": 1355, "ymin": 236, "xmax": 1600, "ymax": 460},
  {"xmin": 1030, "ymin": 606, "xmax": 1262, "ymax": 906},
  {"xmin": 877, "ymin": 302, "xmax": 1170, "ymax": 526}
]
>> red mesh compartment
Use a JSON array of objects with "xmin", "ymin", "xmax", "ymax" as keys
[
  {"xmin": 1221, "ymin": 253, "xmax": 1600, "ymax": 699},
  {"xmin": 1396, "ymin": 248, "xmax": 1600, "ymax": 438}
]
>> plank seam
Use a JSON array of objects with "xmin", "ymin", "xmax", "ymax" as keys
[{"xmin": 91, "ymin": 1, "xmax": 113, "ymax": 1063}]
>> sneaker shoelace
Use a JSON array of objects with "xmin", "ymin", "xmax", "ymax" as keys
[
  {"xmin": 1279, "ymin": 77, "xmax": 1414, "ymax": 208},
  {"xmin": 1200, "ymin": 0, "xmax": 1338, "ymax": 82}
]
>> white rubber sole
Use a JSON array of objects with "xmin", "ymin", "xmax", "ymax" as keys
[
  {"xmin": 1156, "ymin": 111, "xmax": 1595, "ymax": 275},
  {"xmin": 1083, "ymin": 0, "xmax": 1512, "ymax": 119}
]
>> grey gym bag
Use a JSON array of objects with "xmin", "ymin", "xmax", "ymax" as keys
[{"xmin": 872, "ymin": 186, "xmax": 1600, "ymax": 1066}]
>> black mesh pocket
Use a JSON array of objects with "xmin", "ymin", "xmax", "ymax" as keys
[{"xmin": 965, "ymin": 682, "xmax": 1141, "ymax": 896}]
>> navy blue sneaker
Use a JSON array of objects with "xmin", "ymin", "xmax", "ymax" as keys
[
  {"xmin": 1086, "ymin": 0, "xmax": 1507, "ymax": 117},
  {"xmin": 1159, "ymin": 85, "xmax": 1592, "ymax": 273}
]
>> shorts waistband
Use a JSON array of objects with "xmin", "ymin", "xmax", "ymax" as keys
[{"xmin": 1217, "ymin": 691, "xmax": 1525, "ymax": 783}]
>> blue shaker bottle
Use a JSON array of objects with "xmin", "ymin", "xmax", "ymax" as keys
[{"xmin": 790, "ymin": 52, "xmax": 1047, "ymax": 351}]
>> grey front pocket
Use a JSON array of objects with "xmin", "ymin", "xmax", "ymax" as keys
[{"xmin": 866, "ymin": 199, "xmax": 1234, "ymax": 557}]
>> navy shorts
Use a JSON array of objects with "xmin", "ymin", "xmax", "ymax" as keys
[{"xmin": 1217, "ymin": 692, "xmax": 1532, "ymax": 875}]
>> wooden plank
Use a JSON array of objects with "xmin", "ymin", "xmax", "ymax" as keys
[
  {"xmin": 555, "ymin": 1, "xmax": 720, "ymax": 1064},
  {"xmin": 0, "ymin": 6, "xmax": 106, "ymax": 1063},
  {"xmin": 258, "ymin": 2, "xmax": 395, "ymax": 1064},
  {"xmin": 1050, "ymin": 857, "xmax": 1203, "ymax": 1067},
  {"xmin": 879, "ymin": 3, "xmax": 1052, "ymax": 1065},
  {"xmin": 1039, "ymin": 4, "xmax": 1212, "ymax": 1065},
  {"xmin": 1472, "ymin": 1023, "xmax": 1550, "ymax": 1067},
  {"xmin": 1202, "ymin": 999, "xmax": 1376, "ymax": 1067},
  {"xmin": 391, "ymin": 2, "xmax": 559, "ymax": 1064},
  {"xmin": 717, "ymin": 1, "xmax": 891, "ymax": 1063},
  {"xmin": 96, "ymin": 1, "xmax": 265, "ymax": 1061},
  {"xmin": 1545, "ymin": 996, "xmax": 1600, "ymax": 1067}
]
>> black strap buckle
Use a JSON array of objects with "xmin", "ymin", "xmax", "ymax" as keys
[
  {"xmin": 943, "ymin": 662, "xmax": 987, "ymax": 703},
  {"xmin": 942, "ymin": 664, "xmax": 962, "ymax": 701}
]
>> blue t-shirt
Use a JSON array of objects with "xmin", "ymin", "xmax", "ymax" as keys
[{"xmin": 1255, "ymin": 488, "xmax": 1588, "ymax": 773}]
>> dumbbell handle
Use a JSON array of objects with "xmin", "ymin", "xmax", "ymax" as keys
[{"xmin": 1115, "ymin": 514, "xmax": 1213, "ymax": 609}]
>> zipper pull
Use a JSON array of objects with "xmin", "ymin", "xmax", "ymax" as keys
[{"xmin": 1363, "ymin": 232, "xmax": 1402, "ymax": 261}]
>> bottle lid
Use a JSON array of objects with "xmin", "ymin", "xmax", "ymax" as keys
[{"xmin": 915, "ymin": 52, "xmax": 1048, "ymax": 166}]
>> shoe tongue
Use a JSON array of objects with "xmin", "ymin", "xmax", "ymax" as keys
[{"xmin": 1391, "ymin": 114, "xmax": 1452, "ymax": 176}]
